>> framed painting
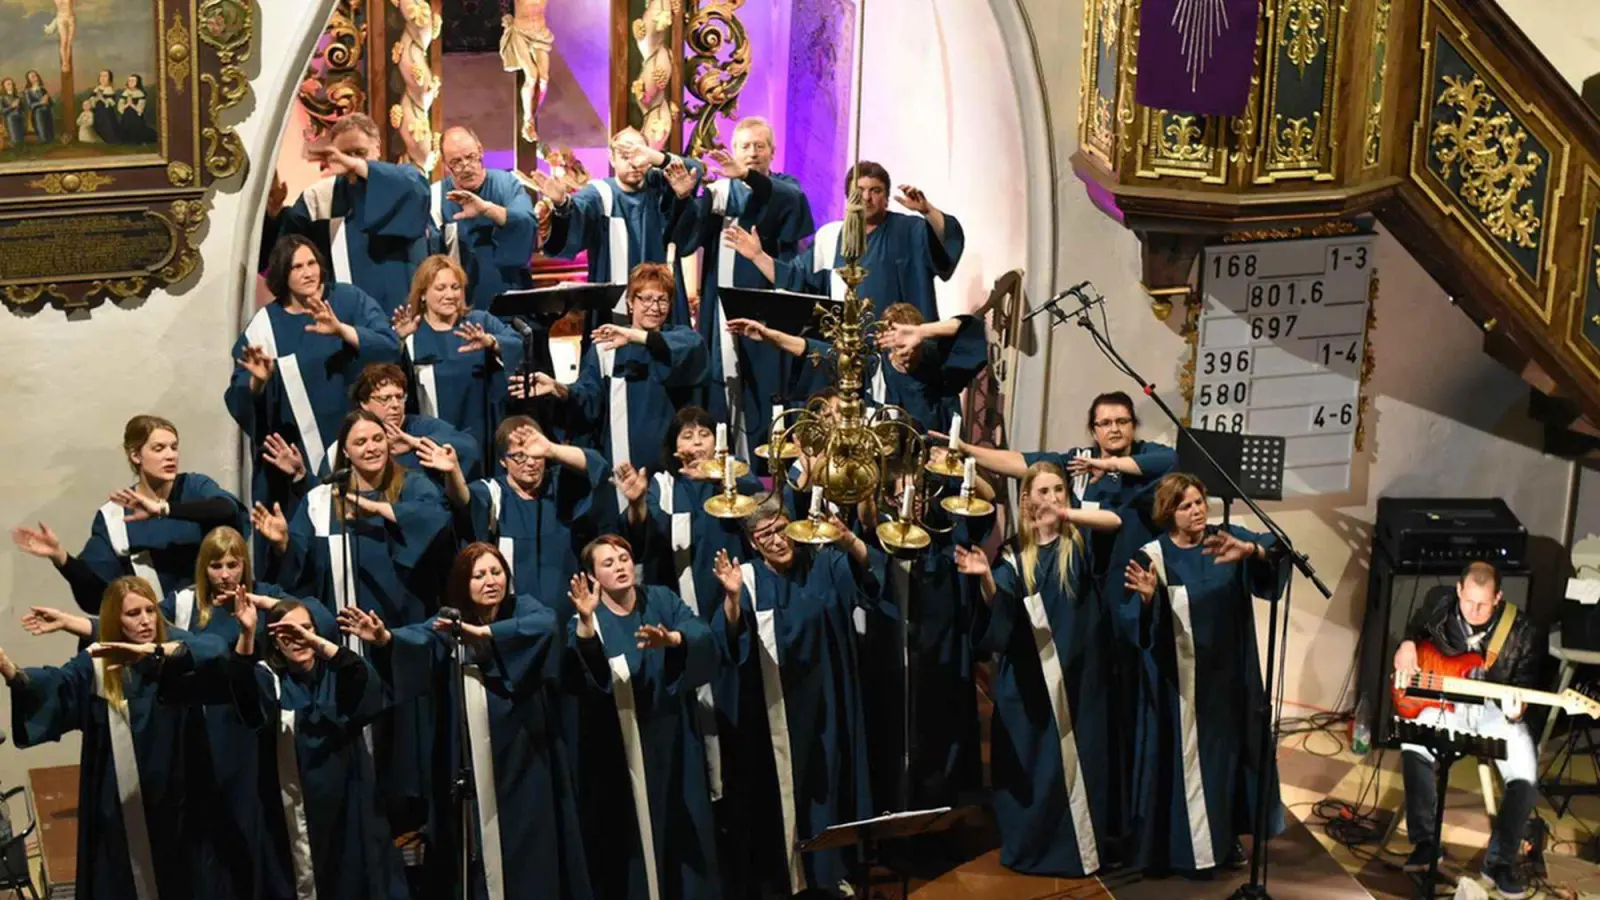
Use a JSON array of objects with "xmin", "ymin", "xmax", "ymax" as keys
[{"xmin": 0, "ymin": 0, "xmax": 254, "ymax": 312}]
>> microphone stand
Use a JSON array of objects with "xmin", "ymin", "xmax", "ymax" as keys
[
  {"xmin": 442, "ymin": 610, "xmax": 476, "ymax": 900},
  {"xmin": 1052, "ymin": 288, "xmax": 1332, "ymax": 899}
]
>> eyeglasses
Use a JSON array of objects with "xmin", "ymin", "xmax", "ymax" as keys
[
  {"xmin": 751, "ymin": 523, "xmax": 790, "ymax": 545},
  {"xmin": 1093, "ymin": 417, "xmax": 1133, "ymax": 429},
  {"xmin": 504, "ymin": 452, "xmax": 541, "ymax": 465},
  {"xmin": 633, "ymin": 294, "xmax": 671, "ymax": 310},
  {"xmin": 369, "ymin": 391, "xmax": 406, "ymax": 406},
  {"xmin": 445, "ymin": 152, "xmax": 483, "ymax": 173}
]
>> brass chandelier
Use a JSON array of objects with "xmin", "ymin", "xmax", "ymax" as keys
[{"xmin": 701, "ymin": 190, "xmax": 993, "ymax": 550}]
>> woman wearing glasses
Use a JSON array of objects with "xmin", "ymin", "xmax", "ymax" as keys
[
  {"xmin": 352, "ymin": 362, "xmax": 484, "ymax": 481},
  {"xmin": 431, "ymin": 127, "xmax": 539, "ymax": 309},
  {"xmin": 519, "ymin": 262, "xmax": 708, "ymax": 516}
]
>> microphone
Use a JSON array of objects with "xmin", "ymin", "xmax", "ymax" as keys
[
  {"xmin": 509, "ymin": 317, "xmax": 535, "ymax": 339},
  {"xmin": 437, "ymin": 606, "xmax": 463, "ymax": 622},
  {"xmin": 1023, "ymin": 280, "xmax": 1096, "ymax": 323},
  {"xmin": 321, "ymin": 464, "xmax": 353, "ymax": 486}
]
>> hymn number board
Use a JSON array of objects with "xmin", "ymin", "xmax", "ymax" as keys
[{"xmin": 1192, "ymin": 235, "xmax": 1377, "ymax": 496}]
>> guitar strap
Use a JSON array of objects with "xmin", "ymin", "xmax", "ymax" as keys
[{"xmin": 1483, "ymin": 603, "xmax": 1519, "ymax": 670}]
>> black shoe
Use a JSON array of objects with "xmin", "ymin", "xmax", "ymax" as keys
[
  {"xmin": 1403, "ymin": 842, "xmax": 1439, "ymax": 873},
  {"xmin": 1224, "ymin": 840, "xmax": 1247, "ymax": 869},
  {"xmin": 1483, "ymin": 862, "xmax": 1531, "ymax": 899}
]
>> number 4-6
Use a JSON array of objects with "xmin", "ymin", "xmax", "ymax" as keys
[{"xmin": 1311, "ymin": 402, "xmax": 1355, "ymax": 430}]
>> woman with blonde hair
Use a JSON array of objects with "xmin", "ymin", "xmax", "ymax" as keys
[
  {"xmin": 1121, "ymin": 472, "xmax": 1285, "ymax": 874},
  {"xmin": 12, "ymin": 414, "xmax": 246, "ymax": 614},
  {"xmin": 391, "ymin": 253, "xmax": 522, "ymax": 453},
  {"xmin": 2, "ymin": 576, "xmax": 215, "ymax": 899},
  {"xmin": 953, "ymin": 461, "xmax": 1120, "ymax": 877}
]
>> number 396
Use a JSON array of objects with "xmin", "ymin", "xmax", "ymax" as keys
[{"xmin": 1202, "ymin": 349, "xmax": 1250, "ymax": 375}]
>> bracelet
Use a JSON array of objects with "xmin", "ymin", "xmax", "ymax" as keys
[{"xmin": 158, "ymin": 500, "xmax": 170, "ymax": 517}]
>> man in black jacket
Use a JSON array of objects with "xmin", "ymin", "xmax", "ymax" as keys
[{"xmin": 1393, "ymin": 561, "xmax": 1545, "ymax": 898}]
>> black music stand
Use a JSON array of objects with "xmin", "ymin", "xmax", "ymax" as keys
[
  {"xmin": 1178, "ymin": 429, "xmax": 1286, "ymax": 524},
  {"xmin": 718, "ymin": 286, "xmax": 840, "ymax": 338},
  {"xmin": 797, "ymin": 806, "xmax": 968, "ymax": 898},
  {"xmin": 1391, "ymin": 719, "xmax": 1508, "ymax": 900},
  {"xmin": 491, "ymin": 283, "xmax": 626, "ymax": 429}
]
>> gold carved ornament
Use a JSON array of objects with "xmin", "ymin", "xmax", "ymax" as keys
[
  {"xmin": 298, "ymin": 0, "xmax": 369, "ymax": 142},
  {"xmin": 1161, "ymin": 114, "xmax": 1209, "ymax": 162},
  {"xmin": 1430, "ymin": 74, "xmax": 1543, "ymax": 249},
  {"xmin": 1099, "ymin": 0, "xmax": 1122, "ymax": 46},
  {"xmin": 1355, "ymin": 274, "xmax": 1378, "ymax": 453},
  {"xmin": 632, "ymin": 0, "xmax": 683, "ymax": 150},
  {"xmin": 1362, "ymin": 0, "xmax": 1392, "ymax": 167},
  {"xmin": 167, "ymin": 162, "xmax": 195, "ymax": 187},
  {"xmin": 1092, "ymin": 95, "xmax": 1115, "ymax": 152},
  {"xmin": 1278, "ymin": 0, "xmax": 1329, "ymax": 77},
  {"xmin": 684, "ymin": 0, "xmax": 751, "ymax": 157},
  {"xmin": 27, "ymin": 171, "xmax": 116, "ymax": 194},
  {"xmin": 198, "ymin": 0, "xmax": 254, "ymax": 179},
  {"xmin": 1273, "ymin": 113, "xmax": 1318, "ymax": 167},
  {"xmin": 388, "ymin": 0, "xmax": 442, "ymax": 172},
  {"xmin": 167, "ymin": 13, "xmax": 192, "ymax": 92}
]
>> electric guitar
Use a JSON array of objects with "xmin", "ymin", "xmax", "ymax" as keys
[{"xmin": 1391, "ymin": 640, "xmax": 1600, "ymax": 720}]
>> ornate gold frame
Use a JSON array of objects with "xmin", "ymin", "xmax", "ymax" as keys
[
  {"xmin": 0, "ymin": 0, "xmax": 253, "ymax": 312},
  {"xmin": 1562, "ymin": 166, "xmax": 1600, "ymax": 380}
]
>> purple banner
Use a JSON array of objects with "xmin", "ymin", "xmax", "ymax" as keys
[{"xmin": 1135, "ymin": 0, "xmax": 1260, "ymax": 116}]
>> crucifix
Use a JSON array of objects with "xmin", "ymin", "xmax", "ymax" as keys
[
  {"xmin": 46, "ymin": 0, "xmax": 75, "ymax": 142},
  {"xmin": 500, "ymin": 0, "xmax": 553, "ymax": 173}
]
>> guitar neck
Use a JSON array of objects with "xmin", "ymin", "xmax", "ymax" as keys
[{"xmin": 1427, "ymin": 674, "xmax": 1560, "ymax": 709}]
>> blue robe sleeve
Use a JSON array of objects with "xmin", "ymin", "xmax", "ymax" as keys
[
  {"xmin": 563, "ymin": 623, "xmax": 612, "ymax": 695},
  {"xmin": 773, "ymin": 246, "xmax": 830, "ymax": 295},
  {"xmin": 776, "ymin": 183, "xmax": 815, "ymax": 259},
  {"xmin": 358, "ymin": 161, "xmax": 431, "ymax": 239},
  {"xmin": 476, "ymin": 309, "xmax": 523, "ymax": 371},
  {"xmin": 1227, "ymin": 525, "xmax": 1286, "ymax": 602},
  {"xmin": 488, "ymin": 175, "xmax": 539, "ymax": 267},
  {"xmin": 277, "ymin": 501, "xmax": 321, "ymax": 607},
  {"xmin": 566, "ymin": 346, "xmax": 606, "ymax": 429},
  {"xmin": 337, "ymin": 285, "xmax": 402, "ymax": 364},
  {"xmin": 10, "ymin": 652, "xmax": 93, "ymax": 746},
  {"xmin": 386, "ymin": 620, "xmax": 449, "ymax": 703},
  {"xmin": 225, "ymin": 326, "xmax": 270, "ymax": 441},
  {"xmin": 411, "ymin": 415, "xmax": 483, "ymax": 480},
  {"xmin": 1130, "ymin": 441, "xmax": 1178, "ymax": 480},
  {"xmin": 1021, "ymin": 450, "xmax": 1073, "ymax": 471},
  {"xmin": 651, "ymin": 326, "xmax": 710, "ymax": 389},
  {"xmin": 670, "ymin": 189, "xmax": 715, "ymax": 256},
  {"xmin": 486, "ymin": 599, "xmax": 562, "ymax": 687},
  {"xmin": 388, "ymin": 476, "xmax": 452, "ymax": 571},
  {"xmin": 559, "ymin": 449, "xmax": 613, "ymax": 526},
  {"xmin": 919, "ymin": 213, "xmax": 965, "ymax": 281},
  {"xmin": 653, "ymin": 586, "xmax": 717, "ymax": 697},
  {"xmin": 72, "ymin": 514, "xmax": 126, "ymax": 613},
  {"xmin": 463, "ymin": 480, "xmax": 495, "ymax": 541},
  {"xmin": 919, "ymin": 314, "xmax": 987, "ymax": 391},
  {"xmin": 543, "ymin": 185, "xmax": 605, "ymax": 259},
  {"xmin": 973, "ymin": 557, "xmax": 1023, "ymax": 655}
]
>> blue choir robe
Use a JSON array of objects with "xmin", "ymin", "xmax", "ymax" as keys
[
  {"xmin": 10, "ymin": 648, "xmax": 213, "ymax": 900},
  {"xmin": 276, "ymin": 477, "xmax": 453, "ymax": 814},
  {"xmin": 430, "ymin": 170, "xmax": 538, "ymax": 309},
  {"xmin": 859, "ymin": 500, "xmax": 993, "ymax": 812},
  {"xmin": 774, "ymin": 211, "xmax": 965, "ymax": 323},
  {"xmin": 543, "ymin": 158, "xmax": 702, "ymax": 333},
  {"xmin": 567, "ymin": 327, "xmax": 709, "ymax": 513},
  {"xmin": 218, "ymin": 642, "xmax": 408, "ymax": 900},
  {"xmin": 634, "ymin": 469, "xmax": 764, "ymax": 801},
  {"xmin": 270, "ymin": 164, "xmax": 433, "ymax": 313},
  {"xmin": 1123, "ymin": 525, "xmax": 1285, "ymax": 873},
  {"xmin": 225, "ymin": 283, "xmax": 400, "ymax": 557},
  {"xmin": 462, "ymin": 451, "xmax": 612, "ymax": 626},
  {"xmin": 711, "ymin": 547, "xmax": 875, "ymax": 896},
  {"xmin": 973, "ymin": 539, "xmax": 1112, "ymax": 877},
  {"xmin": 402, "ymin": 310, "xmax": 523, "ymax": 455},
  {"xmin": 868, "ymin": 314, "xmax": 987, "ymax": 431},
  {"xmin": 392, "ymin": 413, "xmax": 484, "ymax": 482},
  {"xmin": 566, "ymin": 586, "xmax": 721, "ymax": 900},
  {"xmin": 389, "ymin": 600, "xmax": 592, "ymax": 900},
  {"xmin": 65, "ymin": 473, "xmax": 247, "ymax": 614}
]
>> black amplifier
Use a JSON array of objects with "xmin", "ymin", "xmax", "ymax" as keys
[{"xmin": 1375, "ymin": 497, "xmax": 1527, "ymax": 571}]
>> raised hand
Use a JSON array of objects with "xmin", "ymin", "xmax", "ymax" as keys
[
  {"xmin": 952, "ymin": 545, "xmax": 990, "ymax": 576},
  {"xmin": 569, "ymin": 573, "xmax": 600, "ymax": 638},
  {"xmin": 382, "ymin": 422, "xmax": 418, "ymax": 455},
  {"xmin": 663, "ymin": 158, "xmax": 698, "ymax": 198},
  {"xmin": 524, "ymin": 169, "xmax": 569, "ymax": 206},
  {"xmin": 724, "ymin": 317, "xmax": 770, "ymax": 342},
  {"xmin": 614, "ymin": 462, "xmax": 649, "ymax": 503},
  {"xmin": 635, "ymin": 623, "xmax": 682, "ymax": 651},
  {"xmin": 454, "ymin": 321, "xmax": 498, "ymax": 353},
  {"xmin": 337, "ymin": 606, "xmax": 390, "ymax": 646},
  {"xmin": 231, "ymin": 585, "xmax": 258, "ymax": 635},
  {"xmin": 88, "ymin": 641, "xmax": 159, "ymax": 665},
  {"xmin": 0, "ymin": 648, "xmax": 16, "ymax": 683},
  {"xmin": 12, "ymin": 523, "xmax": 66, "ymax": 566},
  {"xmin": 447, "ymin": 189, "xmax": 491, "ymax": 220},
  {"xmin": 875, "ymin": 321, "xmax": 926, "ymax": 354},
  {"xmin": 414, "ymin": 438, "xmax": 459, "ymax": 474},
  {"xmin": 21, "ymin": 606, "xmax": 83, "ymax": 637},
  {"xmin": 722, "ymin": 223, "xmax": 763, "ymax": 260},
  {"xmin": 251, "ymin": 502, "xmax": 289, "ymax": 550},
  {"xmin": 703, "ymin": 148, "xmax": 747, "ymax": 181},
  {"xmin": 262, "ymin": 433, "xmax": 307, "ymax": 481},
  {"xmin": 269, "ymin": 616, "xmax": 322, "ymax": 653},
  {"xmin": 390, "ymin": 305, "xmax": 420, "ymax": 339},
  {"xmin": 713, "ymin": 549, "xmax": 743, "ymax": 596},
  {"xmin": 1066, "ymin": 455, "xmax": 1105, "ymax": 477},
  {"xmin": 308, "ymin": 145, "xmax": 366, "ymax": 179},
  {"xmin": 894, "ymin": 184, "xmax": 931, "ymax": 214},
  {"xmin": 508, "ymin": 372, "xmax": 561, "ymax": 400},
  {"xmin": 1124, "ymin": 558, "xmax": 1158, "ymax": 605},
  {"xmin": 266, "ymin": 173, "xmax": 290, "ymax": 218},
  {"xmin": 513, "ymin": 424, "xmax": 553, "ymax": 459},
  {"xmin": 303, "ymin": 295, "xmax": 345, "ymax": 338},
  {"xmin": 1201, "ymin": 530, "xmax": 1259, "ymax": 565},
  {"xmin": 592, "ymin": 324, "xmax": 634, "ymax": 351},
  {"xmin": 109, "ymin": 488, "xmax": 163, "ymax": 523},
  {"xmin": 237, "ymin": 344, "xmax": 276, "ymax": 385}
]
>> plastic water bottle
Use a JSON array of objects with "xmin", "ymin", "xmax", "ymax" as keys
[{"xmin": 1351, "ymin": 695, "xmax": 1372, "ymax": 755}]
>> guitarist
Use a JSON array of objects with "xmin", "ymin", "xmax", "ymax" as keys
[{"xmin": 1393, "ymin": 560, "xmax": 1544, "ymax": 898}]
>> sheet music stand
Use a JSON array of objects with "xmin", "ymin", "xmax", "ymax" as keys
[
  {"xmin": 1178, "ymin": 429, "xmax": 1286, "ymax": 524},
  {"xmin": 797, "ymin": 806, "xmax": 969, "ymax": 898},
  {"xmin": 491, "ymin": 283, "xmax": 626, "ymax": 430},
  {"xmin": 719, "ymin": 286, "xmax": 840, "ymax": 338}
]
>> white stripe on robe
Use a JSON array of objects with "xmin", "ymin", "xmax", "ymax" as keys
[
  {"xmin": 262, "ymin": 665, "xmax": 320, "ymax": 900},
  {"xmin": 590, "ymin": 181, "xmax": 632, "ymax": 315},
  {"xmin": 93, "ymin": 659, "xmax": 160, "ymax": 900},
  {"xmin": 707, "ymin": 179, "xmax": 745, "ymax": 452},
  {"xmin": 306, "ymin": 485, "xmax": 359, "ymax": 655},
  {"xmin": 172, "ymin": 588, "xmax": 197, "ymax": 631},
  {"xmin": 430, "ymin": 181, "xmax": 460, "ymax": 263},
  {"xmin": 246, "ymin": 306, "xmax": 329, "ymax": 476},
  {"xmin": 404, "ymin": 333, "xmax": 441, "ymax": 418},
  {"xmin": 598, "ymin": 346, "xmax": 631, "ymax": 513},
  {"xmin": 657, "ymin": 473, "xmax": 723, "ymax": 800},
  {"xmin": 463, "ymin": 661, "xmax": 506, "ymax": 900},
  {"xmin": 301, "ymin": 178, "xmax": 352, "ymax": 284},
  {"xmin": 483, "ymin": 480, "xmax": 516, "ymax": 577},
  {"xmin": 741, "ymin": 563, "xmax": 807, "ymax": 894},
  {"xmin": 1140, "ymin": 538, "xmax": 1215, "ymax": 869},
  {"xmin": 595, "ymin": 625, "xmax": 662, "ymax": 900},
  {"xmin": 812, "ymin": 221, "xmax": 847, "ymax": 301},
  {"xmin": 99, "ymin": 498, "xmax": 161, "ymax": 590}
]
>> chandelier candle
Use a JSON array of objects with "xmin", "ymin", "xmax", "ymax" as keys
[
  {"xmin": 715, "ymin": 423, "xmax": 727, "ymax": 455},
  {"xmin": 899, "ymin": 481, "xmax": 914, "ymax": 521},
  {"xmin": 962, "ymin": 457, "xmax": 976, "ymax": 494},
  {"xmin": 810, "ymin": 485, "xmax": 824, "ymax": 518},
  {"xmin": 948, "ymin": 414, "xmax": 962, "ymax": 450}
]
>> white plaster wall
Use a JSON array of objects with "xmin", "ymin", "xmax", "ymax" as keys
[
  {"xmin": 0, "ymin": 0, "xmax": 336, "ymax": 793},
  {"xmin": 1017, "ymin": 0, "xmax": 1575, "ymax": 712},
  {"xmin": 1493, "ymin": 0, "xmax": 1600, "ymax": 93}
]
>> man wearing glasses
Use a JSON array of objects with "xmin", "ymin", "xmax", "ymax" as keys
[
  {"xmin": 430, "ymin": 126, "xmax": 539, "ymax": 310},
  {"xmin": 517, "ymin": 262, "xmax": 709, "ymax": 516}
]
